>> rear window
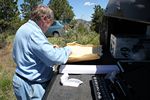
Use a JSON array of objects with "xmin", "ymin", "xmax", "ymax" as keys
[{"xmin": 52, "ymin": 21, "xmax": 57, "ymax": 26}]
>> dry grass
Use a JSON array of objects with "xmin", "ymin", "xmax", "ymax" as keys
[
  {"xmin": 0, "ymin": 42, "xmax": 16, "ymax": 100},
  {"xmin": 0, "ymin": 42, "xmax": 16, "ymax": 74}
]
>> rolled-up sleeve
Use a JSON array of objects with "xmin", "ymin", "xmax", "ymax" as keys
[{"xmin": 28, "ymin": 31, "xmax": 71, "ymax": 66}]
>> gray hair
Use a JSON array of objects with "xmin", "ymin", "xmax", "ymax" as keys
[{"xmin": 30, "ymin": 4, "xmax": 54, "ymax": 22}]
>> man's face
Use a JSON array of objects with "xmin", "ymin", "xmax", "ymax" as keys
[{"xmin": 41, "ymin": 15, "xmax": 54, "ymax": 33}]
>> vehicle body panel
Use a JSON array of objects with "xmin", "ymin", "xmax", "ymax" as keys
[{"xmin": 45, "ymin": 20, "xmax": 64, "ymax": 37}]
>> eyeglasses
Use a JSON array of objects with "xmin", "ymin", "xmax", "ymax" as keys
[{"xmin": 47, "ymin": 15, "xmax": 54, "ymax": 20}]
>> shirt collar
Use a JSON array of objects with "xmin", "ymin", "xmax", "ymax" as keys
[
  {"xmin": 28, "ymin": 20, "xmax": 47, "ymax": 39},
  {"xmin": 28, "ymin": 20, "xmax": 43, "ymax": 32}
]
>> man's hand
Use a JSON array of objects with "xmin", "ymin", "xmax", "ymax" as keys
[{"xmin": 53, "ymin": 44, "xmax": 59, "ymax": 48}]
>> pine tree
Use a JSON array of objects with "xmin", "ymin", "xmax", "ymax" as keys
[
  {"xmin": 91, "ymin": 5, "xmax": 104, "ymax": 33},
  {"xmin": 48, "ymin": 0, "xmax": 74, "ymax": 23},
  {"xmin": 20, "ymin": 0, "xmax": 43, "ymax": 20},
  {"xmin": 0, "ymin": 0, "xmax": 19, "ymax": 32}
]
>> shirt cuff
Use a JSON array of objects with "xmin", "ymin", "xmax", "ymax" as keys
[{"xmin": 64, "ymin": 46, "xmax": 72, "ymax": 56}]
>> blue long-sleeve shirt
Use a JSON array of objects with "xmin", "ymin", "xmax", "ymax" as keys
[{"xmin": 12, "ymin": 20, "xmax": 71, "ymax": 83}]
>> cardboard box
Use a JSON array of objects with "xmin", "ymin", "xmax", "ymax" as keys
[{"xmin": 67, "ymin": 42, "xmax": 102, "ymax": 62}]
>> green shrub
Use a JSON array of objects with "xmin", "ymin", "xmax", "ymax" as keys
[{"xmin": 48, "ymin": 29, "xmax": 99, "ymax": 46}]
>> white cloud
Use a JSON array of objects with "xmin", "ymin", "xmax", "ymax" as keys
[{"xmin": 84, "ymin": 2, "xmax": 96, "ymax": 6}]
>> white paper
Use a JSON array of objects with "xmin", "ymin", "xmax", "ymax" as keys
[
  {"xmin": 60, "ymin": 73, "xmax": 83, "ymax": 87},
  {"xmin": 59, "ymin": 65, "xmax": 120, "ymax": 74}
]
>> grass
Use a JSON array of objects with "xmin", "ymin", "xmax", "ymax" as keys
[
  {"xmin": 0, "ymin": 65, "xmax": 15, "ymax": 100},
  {"xmin": 0, "ymin": 29, "xmax": 100, "ymax": 100},
  {"xmin": 0, "ymin": 42, "xmax": 16, "ymax": 100}
]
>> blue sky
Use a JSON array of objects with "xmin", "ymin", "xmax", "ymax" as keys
[{"xmin": 18, "ymin": 0, "xmax": 109, "ymax": 21}]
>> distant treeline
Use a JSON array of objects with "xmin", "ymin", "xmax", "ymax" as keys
[{"xmin": 0, "ymin": 0, "xmax": 104, "ymax": 40}]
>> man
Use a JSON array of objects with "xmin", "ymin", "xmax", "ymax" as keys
[{"xmin": 12, "ymin": 4, "xmax": 72, "ymax": 100}]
